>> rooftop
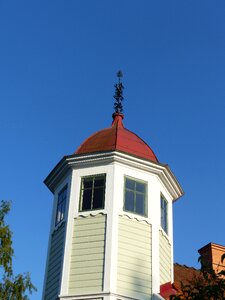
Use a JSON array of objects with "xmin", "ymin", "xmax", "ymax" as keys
[{"xmin": 75, "ymin": 112, "xmax": 159, "ymax": 163}]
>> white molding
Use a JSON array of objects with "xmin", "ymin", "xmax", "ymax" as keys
[
  {"xmin": 44, "ymin": 151, "xmax": 184, "ymax": 201},
  {"xmin": 107, "ymin": 164, "xmax": 121, "ymax": 292},
  {"xmin": 151, "ymin": 185, "xmax": 160, "ymax": 295},
  {"xmin": 159, "ymin": 228, "xmax": 172, "ymax": 245},
  {"xmin": 170, "ymin": 200, "xmax": 174, "ymax": 283},
  {"xmin": 153, "ymin": 294, "xmax": 165, "ymax": 300},
  {"xmin": 103, "ymin": 164, "xmax": 118, "ymax": 292},
  {"xmin": 118, "ymin": 212, "xmax": 152, "ymax": 225},
  {"xmin": 77, "ymin": 210, "xmax": 107, "ymax": 217},
  {"xmin": 59, "ymin": 291, "xmax": 159, "ymax": 300}
]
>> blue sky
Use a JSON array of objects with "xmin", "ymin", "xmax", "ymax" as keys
[{"xmin": 1, "ymin": 1, "xmax": 225, "ymax": 299}]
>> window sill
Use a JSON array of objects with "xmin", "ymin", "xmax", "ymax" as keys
[
  {"xmin": 159, "ymin": 227, "xmax": 171, "ymax": 243},
  {"xmin": 119, "ymin": 211, "xmax": 151, "ymax": 225},
  {"xmin": 77, "ymin": 209, "xmax": 107, "ymax": 217}
]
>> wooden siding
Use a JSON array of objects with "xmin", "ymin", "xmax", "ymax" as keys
[
  {"xmin": 117, "ymin": 216, "xmax": 152, "ymax": 300},
  {"xmin": 44, "ymin": 222, "xmax": 65, "ymax": 300},
  {"xmin": 159, "ymin": 230, "xmax": 171, "ymax": 284},
  {"xmin": 69, "ymin": 214, "xmax": 106, "ymax": 294}
]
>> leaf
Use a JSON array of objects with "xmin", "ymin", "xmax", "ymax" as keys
[
  {"xmin": 221, "ymin": 253, "xmax": 225, "ymax": 263},
  {"xmin": 0, "ymin": 200, "xmax": 36, "ymax": 299}
]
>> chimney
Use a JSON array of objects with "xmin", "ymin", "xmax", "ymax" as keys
[{"xmin": 198, "ymin": 242, "xmax": 225, "ymax": 273}]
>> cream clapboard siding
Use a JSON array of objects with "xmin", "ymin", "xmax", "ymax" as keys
[
  {"xmin": 117, "ymin": 216, "xmax": 152, "ymax": 300},
  {"xmin": 159, "ymin": 230, "xmax": 171, "ymax": 284},
  {"xmin": 44, "ymin": 222, "xmax": 66, "ymax": 300},
  {"xmin": 69, "ymin": 214, "xmax": 106, "ymax": 294}
]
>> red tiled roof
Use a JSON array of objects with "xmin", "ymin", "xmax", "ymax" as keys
[
  {"xmin": 159, "ymin": 264, "xmax": 200, "ymax": 299},
  {"xmin": 174, "ymin": 263, "xmax": 200, "ymax": 285},
  {"xmin": 75, "ymin": 113, "xmax": 158, "ymax": 162}
]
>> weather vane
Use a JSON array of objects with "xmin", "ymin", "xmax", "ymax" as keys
[{"xmin": 113, "ymin": 70, "xmax": 124, "ymax": 114}]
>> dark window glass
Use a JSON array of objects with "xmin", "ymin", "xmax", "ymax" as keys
[
  {"xmin": 55, "ymin": 185, "xmax": 68, "ymax": 226},
  {"xmin": 93, "ymin": 188, "xmax": 104, "ymax": 209},
  {"xmin": 80, "ymin": 174, "xmax": 106, "ymax": 212},
  {"xmin": 125, "ymin": 190, "xmax": 135, "ymax": 212},
  {"xmin": 136, "ymin": 193, "xmax": 145, "ymax": 215},
  {"xmin": 161, "ymin": 195, "xmax": 168, "ymax": 234},
  {"xmin": 126, "ymin": 178, "xmax": 135, "ymax": 190},
  {"xmin": 94, "ymin": 178, "xmax": 105, "ymax": 187},
  {"xmin": 136, "ymin": 182, "xmax": 145, "ymax": 193},
  {"xmin": 83, "ymin": 179, "xmax": 93, "ymax": 189},
  {"xmin": 82, "ymin": 189, "xmax": 92, "ymax": 210},
  {"xmin": 124, "ymin": 177, "xmax": 147, "ymax": 216}
]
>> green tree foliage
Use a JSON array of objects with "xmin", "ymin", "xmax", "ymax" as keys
[
  {"xmin": 170, "ymin": 257, "xmax": 225, "ymax": 300},
  {"xmin": 0, "ymin": 200, "xmax": 36, "ymax": 299}
]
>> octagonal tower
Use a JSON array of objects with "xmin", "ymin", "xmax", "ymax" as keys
[{"xmin": 42, "ymin": 76, "xmax": 183, "ymax": 300}]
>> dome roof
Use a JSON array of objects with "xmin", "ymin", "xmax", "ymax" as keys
[{"xmin": 75, "ymin": 113, "xmax": 158, "ymax": 163}]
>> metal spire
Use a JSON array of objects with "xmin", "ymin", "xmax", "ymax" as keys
[{"xmin": 113, "ymin": 70, "xmax": 124, "ymax": 114}]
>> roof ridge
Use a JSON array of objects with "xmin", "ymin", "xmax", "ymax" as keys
[{"xmin": 174, "ymin": 262, "xmax": 198, "ymax": 271}]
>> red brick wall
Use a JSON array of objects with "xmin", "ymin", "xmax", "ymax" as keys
[{"xmin": 198, "ymin": 243, "xmax": 225, "ymax": 273}]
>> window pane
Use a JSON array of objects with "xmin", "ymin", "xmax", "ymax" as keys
[
  {"xmin": 161, "ymin": 196, "xmax": 168, "ymax": 233},
  {"xmin": 163, "ymin": 215, "xmax": 167, "ymax": 232},
  {"xmin": 83, "ymin": 178, "xmax": 93, "ymax": 189},
  {"xmin": 61, "ymin": 200, "xmax": 66, "ymax": 220},
  {"xmin": 82, "ymin": 189, "xmax": 92, "ymax": 210},
  {"xmin": 63, "ymin": 188, "xmax": 67, "ymax": 198},
  {"xmin": 125, "ymin": 190, "xmax": 135, "ymax": 212},
  {"xmin": 162, "ymin": 210, "xmax": 167, "ymax": 232},
  {"xmin": 136, "ymin": 182, "xmax": 145, "ymax": 193},
  {"xmin": 124, "ymin": 177, "xmax": 147, "ymax": 217},
  {"xmin": 56, "ymin": 209, "xmax": 61, "ymax": 224},
  {"xmin": 125, "ymin": 178, "xmax": 135, "ymax": 190},
  {"xmin": 93, "ymin": 187, "xmax": 104, "ymax": 209},
  {"xmin": 164, "ymin": 203, "xmax": 168, "ymax": 232},
  {"xmin": 164, "ymin": 199, "xmax": 167, "ymax": 211},
  {"xmin": 80, "ymin": 174, "xmax": 106, "ymax": 212},
  {"xmin": 94, "ymin": 178, "xmax": 105, "ymax": 187},
  {"xmin": 55, "ymin": 185, "xmax": 67, "ymax": 226},
  {"xmin": 136, "ymin": 193, "xmax": 145, "ymax": 215}
]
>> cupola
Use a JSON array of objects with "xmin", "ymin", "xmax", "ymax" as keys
[{"xmin": 42, "ymin": 72, "xmax": 184, "ymax": 300}]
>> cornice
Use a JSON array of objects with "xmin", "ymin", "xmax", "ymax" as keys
[{"xmin": 44, "ymin": 151, "xmax": 184, "ymax": 201}]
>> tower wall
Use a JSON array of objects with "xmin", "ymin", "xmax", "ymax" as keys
[
  {"xmin": 44, "ymin": 222, "xmax": 66, "ymax": 300},
  {"xmin": 117, "ymin": 215, "xmax": 152, "ymax": 300},
  {"xmin": 69, "ymin": 214, "xmax": 106, "ymax": 294},
  {"xmin": 159, "ymin": 230, "xmax": 171, "ymax": 284}
]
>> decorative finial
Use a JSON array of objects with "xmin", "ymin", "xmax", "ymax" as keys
[{"xmin": 113, "ymin": 70, "xmax": 124, "ymax": 114}]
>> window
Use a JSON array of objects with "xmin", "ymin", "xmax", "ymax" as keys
[
  {"xmin": 79, "ymin": 174, "xmax": 106, "ymax": 211},
  {"xmin": 124, "ymin": 177, "xmax": 147, "ymax": 216},
  {"xmin": 161, "ymin": 195, "xmax": 168, "ymax": 234},
  {"xmin": 55, "ymin": 185, "xmax": 67, "ymax": 226}
]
